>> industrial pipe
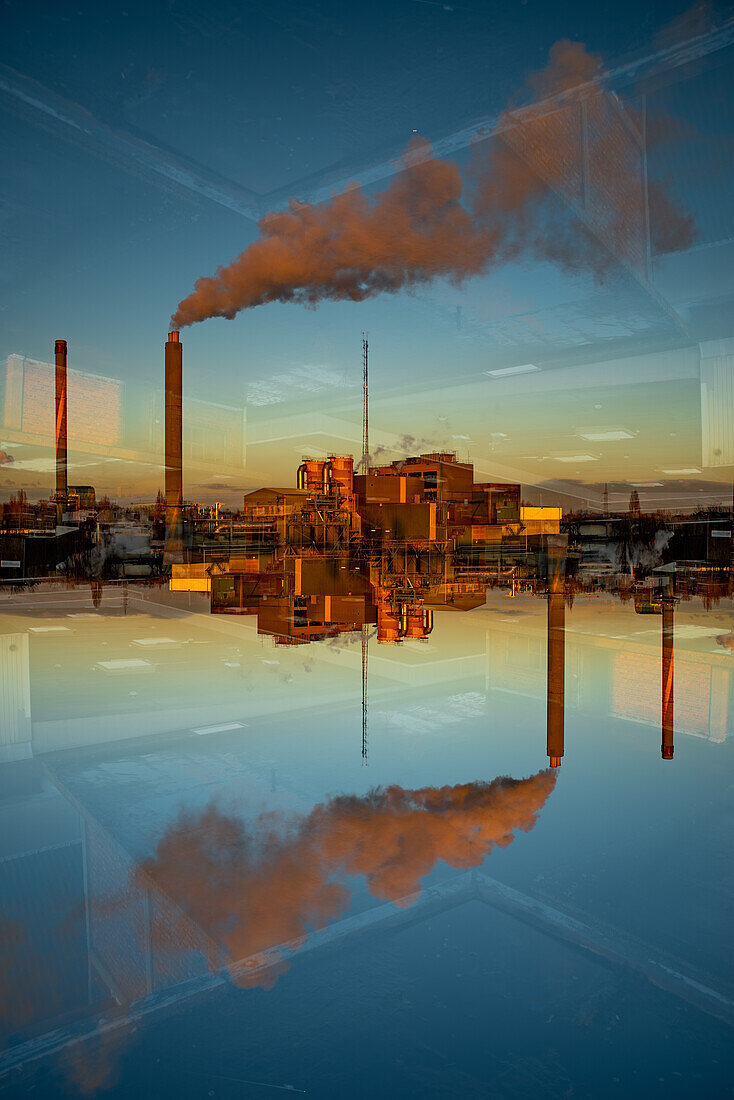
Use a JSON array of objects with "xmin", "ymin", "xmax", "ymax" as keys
[{"xmin": 399, "ymin": 603, "xmax": 408, "ymax": 638}]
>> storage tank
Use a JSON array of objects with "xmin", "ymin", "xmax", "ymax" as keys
[
  {"xmin": 297, "ymin": 459, "xmax": 331, "ymax": 493},
  {"xmin": 329, "ymin": 454, "xmax": 354, "ymax": 509}
]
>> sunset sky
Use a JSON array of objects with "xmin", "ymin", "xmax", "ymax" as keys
[{"xmin": 1, "ymin": 0, "xmax": 733, "ymax": 508}]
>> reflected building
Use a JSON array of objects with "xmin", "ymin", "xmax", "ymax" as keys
[
  {"xmin": 197, "ymin": 450, "xmax": 558, "ymax": 645},
  {"xmin": 1, "ymin": 569, "xmax": 729, "ymax": 768}
]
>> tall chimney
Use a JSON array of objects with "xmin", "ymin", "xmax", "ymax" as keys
[
  {"xmin": 54, "ymin": 339, "xmax": 68, "ymax": 523},
  {"xmin": 164, "ymin": 330, "xmax": 183, "ymax": 563},
  {"xmin": 546, "ymin": 534, "xmax": 567, "ymax": 768},
  {"xmin": 661, "ymin": 588, "xmax": 675, "ymax": 760}
]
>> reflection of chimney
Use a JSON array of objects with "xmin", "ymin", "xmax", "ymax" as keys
[
  {"xmin": 54, "ymin": 339, "xmax": 67, "ymax": 522},
  {"xmin": 661, "ymin": 591, "xmax": 674, "ymax": 760},
  {"xmin": 546, "ymin": 535, "xmax": 567, "ymax": 768},
  {"xmin": 164, "ymin": 331, "xmax": 183, "ymax": 563}
]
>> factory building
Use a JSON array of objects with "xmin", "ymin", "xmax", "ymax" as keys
[{"xmin": 172, "ymin": 449, "xmax": 561, "ymax": 645}]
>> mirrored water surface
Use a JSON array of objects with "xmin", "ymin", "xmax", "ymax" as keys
[{"xmin": 1, "ymin": 583, "xmax": 732, "ymax": 1098}]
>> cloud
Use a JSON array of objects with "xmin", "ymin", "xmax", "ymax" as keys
[
  {"xmin": 60, "ymin": 1029, "xmax": 128, "ymax": 1096},
  {"xmin": 172, "ymin": 136, "xmax": 488, "ymax": 327},
  {"xmin": 171, "ymin": 40, "xmax": 694, "ymax": 328},
  {"xmin": 134, "ymin": 771, "xmax": 557, "ymax": 989},
  {"xmin": 197, "ymin": 481, "xmax": 243, "ymax": 491}
]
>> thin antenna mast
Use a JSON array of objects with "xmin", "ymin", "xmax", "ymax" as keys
[{"xmin": 362, "ymin": 332, "xmax": 369, "ymax": 468}]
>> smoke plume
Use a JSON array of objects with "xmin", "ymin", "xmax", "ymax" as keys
[
  {"xmin": 171, "ymin": 40, "xmax": 694, "ymax": 328},
  {"xmin": 61, "ymin": 1030, "xmax": 127, "ymax": 1097},
  {"xmin": 135, "ymin": 771, "xmax": 556, "ymax": 988},
  {"xmin": 172, "ymin": 140, "xmax": 489, "ymax": 326}
]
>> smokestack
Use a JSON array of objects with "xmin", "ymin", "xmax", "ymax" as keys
[
  {"xmin": 54, "ymin": 339, "xmax": 67, "ymax": 523},
  {"xmin": 661, "ymin": 589, "xmax": 675, "ymax": 760},
  {"xmin": 546, "ymin": 534, "xmax": 567, "ymax": 768},
  {"xmin": 164, "ymin": 330, "xmax": 183, "ymax": 564}
]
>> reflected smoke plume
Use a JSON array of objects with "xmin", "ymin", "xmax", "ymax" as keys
[
  {"xmin": 136, "ymin": 771, "xmax": 557, "ymax": 988},
  {"xmin": 172, "ymin": 40, "xmax": 693, "ymax": 328},
  {"xmin": 61, "ymin": 1030, "xmax": 127, "ymax": 1097},
  {"xmin": 474, "ymin": 38, "xmax": 695, "ymax": 274}
]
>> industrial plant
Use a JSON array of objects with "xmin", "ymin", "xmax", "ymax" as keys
[
  {"xmin": 0, "ymin": 329, "xmax": 722, "ymax": 775},
  {"xmin": 2, "ymin": 329, "xmax": 731, "ymax": 653},
  {"xmin": 3, "ymin": 5, "xmax": 734, "ymax": 1099}
]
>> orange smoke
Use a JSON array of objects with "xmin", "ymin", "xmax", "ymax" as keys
[
  {"xmin": 61, "ymin": 1029, "xmax": 127, "ymax": 1097},
  {"xmin": 135, "ymin": 771, "xmax": 557, "ymax": 988},
  {"xmin": 474, "ymin": 39, "xmax": 695, "ymax": 276},
  {"xmin": 171, "ymin": 39, "xmax": 694, "ymax": 328},
  {"xmin": 172, "ymin": 138, "xmax": 490, "ymax": 326}
]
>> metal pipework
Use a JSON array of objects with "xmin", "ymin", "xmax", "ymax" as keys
[{"xmin": 297, "ymin": 459, "xmax": 332, "ymax": 494}]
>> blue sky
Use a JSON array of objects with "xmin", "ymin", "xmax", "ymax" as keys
[{"xmin": 1, "ymin": 0, "xmax": 733, "ymax": 505}]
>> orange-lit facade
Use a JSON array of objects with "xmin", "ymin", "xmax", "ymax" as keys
[{"xmin": 200, "ymin": 451, "xmax": 540, "ymax": 645}]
